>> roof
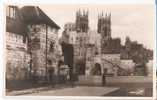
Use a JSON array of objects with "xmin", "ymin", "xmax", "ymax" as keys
[
  {"xmin": 20, "ymin": 6, "xmax": 60, "ymax": 29},
  {"xmin": 6, "ymin": 6, "xmax": 28, "ymax": 35},
  {"xmin": 6, "ymin": 17, "xmax": 28, "ymax": 35}
]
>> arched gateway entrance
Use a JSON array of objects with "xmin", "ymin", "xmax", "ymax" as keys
[{"xmin": 91, "ymin": 63, "xmax": 102, "ymax": 75}]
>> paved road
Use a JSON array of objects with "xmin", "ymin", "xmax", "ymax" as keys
[
  {"xmin": 105, "ymin": 83, "xmax": 152, "ymax": 97},
  {"xmin": 6, "ymin": 83, "xmax": 152, "ymax": 97},
  {"xmin": 7, "ymin": 86, "xmax": 119, "ymax": 96}
]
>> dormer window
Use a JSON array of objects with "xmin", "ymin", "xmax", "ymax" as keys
[{"xmin": 6, "ymin": 6, "xmax": 16, "ymax": 19}]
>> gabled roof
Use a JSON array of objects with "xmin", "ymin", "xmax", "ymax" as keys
[{"xmin": 20, "ymin": 6, "xmax": 60, "ymax": 29}]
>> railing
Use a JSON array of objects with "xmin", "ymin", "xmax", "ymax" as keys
[{"xmin": 102, "ymin": 58, "xmax": 129, "ymax": 76}]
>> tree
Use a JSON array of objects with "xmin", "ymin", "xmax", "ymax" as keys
[{"xmin": 132, "ymin": 49, "xmax": 148, "ymax": 76}]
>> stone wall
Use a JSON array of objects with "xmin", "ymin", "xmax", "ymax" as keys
[
  {"xmin": 6, "ymin": 32, "xmax": 30, "ymax": 81},
  {"xmin": 68, "ymin": 31, "xmax": 77, "ymax": 45},
  {"xmin": 101, "ymin": 54, "xmax": 121, "ymax": 75},
  {"xmin": 85, "ymin": 45, "xmax": 95, "ymax": 75},
  {"xmin": 6, "ymin": 50, "xmax": 30, "ymax": 80},
  {"xmin": 29, "ymin": 24, "xmax": 61, "ymax": 78},
  {"xmin": 73, "ymin": 32, "xmax": 87, "ymax": 75},
  {"xmin": 74, "ymin": 32, "xmax": 87, "ymax": 61}
]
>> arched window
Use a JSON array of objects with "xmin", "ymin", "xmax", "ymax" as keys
[{"xmin": 91, "ymin": 63, "xmax": 101, "ymax": 75}]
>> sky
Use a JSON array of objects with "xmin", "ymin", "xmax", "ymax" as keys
[{"xmin": 38, "ymin": 4, "xmax": 155, "ymax": 50}]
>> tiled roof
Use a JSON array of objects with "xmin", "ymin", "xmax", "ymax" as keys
[
  {"xmin": 20, "ymin": 6, "xmax": 60, "ymax": 29},
  {"xmin": 6, "ymin": 17, "xmax": 28, "ymax": 35},
  {"xmin": 6, "ymin": 5, "xmax": 60, "ymax": 41},
  {"xmin": 6, "ymin": 6, "xmax": 28, "ymax": 35}
]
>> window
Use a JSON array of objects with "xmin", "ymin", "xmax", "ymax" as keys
[
  {"xmin": 41, "ymin": 24, "xmax": 46, "ymax": 32},
  {"xmin": 7, "ymin": 6, "xmax": 16, "ymax": 19},
  {"xmin": 49, "ymin": 41, "xmax": 54, "ymax": 52},
  {"xmin": 34, "ymin": 25, "xmax": 41, "ymax": 32},
  {"xmin": 48, "ymin": 59, "xmax": 52, "ymax": 65}
]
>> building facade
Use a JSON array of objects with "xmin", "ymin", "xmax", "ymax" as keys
[
  {"xmin": 85, "ymin": 30, "xmax": 101, "ymax": 75},
  {"xmin": 6, "ymin": 6, "xmax": 61, "ymax": 86},
  {"xmin": 64, "ymin": 22, "xmax": 76, "ymax": 32},
  {"xmin": 98, "ymin": 13, "xmax": 111, "ymax": 54},
  {"xmin": 61, "ymin": 11, "xmax": 153, "ymax": 77},
  {"xmin": 98, "ymin": 13, "xmax": 121, "ymax": 54},
  {"xmin": 63, "ymin": 23, "xmax": 77, "ymax": 45},
  {"xmin": 6, "ymin": 6, "xmax": 30, "ymax": 81},
  {"xmin": 20, "ymin": 6, "xmax": 61, "ymax": 80},
  {"xmin": 97, "ymin": 13, "xmax": 122, "ymax": 76}
]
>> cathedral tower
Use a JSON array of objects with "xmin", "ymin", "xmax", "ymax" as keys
[
  {"xmin": 75, "ymin": 10, "xmax": 89, "ymax": 33},
  {"xmin": 97, "ymin": 12, "xmax": 111, "ymax": 39},
  {"xmin": 97, "ymin": 12, "xmax": 112, "ymax": 53}
]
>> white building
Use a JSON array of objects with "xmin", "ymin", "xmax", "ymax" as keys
[
  {"xmin": 68, "ymin": 31, "xmax": 77, "ymax": 45},
  {"xmin": 120, "ymin": 59, "xmax": 135, "ymax": 75},
  {"xmin": 64, "ymin": 22, "xmax": 76, "ymax": 32}
]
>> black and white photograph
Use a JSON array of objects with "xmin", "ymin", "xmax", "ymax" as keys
[{"xmin": 5, "ymin": 4, "xmax": 155, "ymax": 97}]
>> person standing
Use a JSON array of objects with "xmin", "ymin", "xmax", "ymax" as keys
[{"xmin": 102, "ymin": 68, "xmax": 107, "ymax": 86}]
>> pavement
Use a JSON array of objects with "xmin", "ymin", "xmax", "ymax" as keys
[
  {"xmin": 78, "ymin": 76, "xmax": 152, "ymax": 86},
  {"xmin": 106, "ymin": 76, "xmax": 152, "ymax": 83},
  {"xmin": 6, "ymin": 76, "xmax": 152, "ymax": 96},
  {"xmin": 6, "ymin": 86, "xmax": 119, "ymax": 96}
]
